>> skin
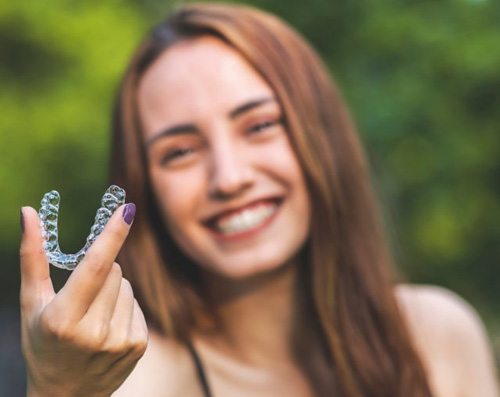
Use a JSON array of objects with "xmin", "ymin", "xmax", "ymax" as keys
[
  {"xmin": 20, "ymin": 36, "xmax": 499, "ymax": 397},
  {"xmin": 19, "ymin": 205, "xmax": 148, "ymax": 397}
]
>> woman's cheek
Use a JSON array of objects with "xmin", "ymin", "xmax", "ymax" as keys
[
  {"xmin": 258, "ymin": 138, "xmax": 301, "ymax": 174},
  {"xmin": 152, "ymin": 168, "xmax": 204, "ymax": 221}
]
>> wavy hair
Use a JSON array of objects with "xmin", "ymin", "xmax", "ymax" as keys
[{"xmin": 110, "ymin": 3, "xmax": 433, "ymax": 396}]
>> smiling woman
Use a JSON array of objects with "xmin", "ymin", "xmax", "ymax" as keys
[
  {"xmin": 105, "ymin": 3, "xmax": 499, "ymax": 397},
  {"xmin": 109, "ymin": 4, "xmax": 438, "ymax": 396},
  {"xmin": 19, "ymin": 2, "xmax": 499, "ymax": 397},
  {"xmin": 136, "ymin": 37, "xmax": 310, "ymax": 280}
]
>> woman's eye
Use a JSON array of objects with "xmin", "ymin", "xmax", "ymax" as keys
[
  {"xmin": 160, "ymin": 147, "xmax": 195, "ymax": 165},
  {"xmin": 247, "ymin": 119, "xmax": 281, "ymax": 134}
]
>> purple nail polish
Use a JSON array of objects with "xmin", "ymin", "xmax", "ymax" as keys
[
  {"xmin": 20, "ymin": 208, "xmax": 25, "ymax": 234},
  {"xmin": 123, "ymin": 203, "xmax": 136, "ymax": 225}
]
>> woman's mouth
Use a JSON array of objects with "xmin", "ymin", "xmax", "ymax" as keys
[{"xmin": 205, "ymin": 198, "xmax": 282, "ymax": 240}]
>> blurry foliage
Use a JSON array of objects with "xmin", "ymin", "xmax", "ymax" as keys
[{"xmin": 1, "ymin": 0, "xmax": 498, "ymax": 357}]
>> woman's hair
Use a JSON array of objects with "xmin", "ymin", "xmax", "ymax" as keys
[{"xmin": 110, "ymin": 3, "xmax": 432, "ymax": 396}]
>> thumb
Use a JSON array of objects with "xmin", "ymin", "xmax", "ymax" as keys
[{"xmin": 19, "ymin": 206, "xmax": 54, "ymax": 309}]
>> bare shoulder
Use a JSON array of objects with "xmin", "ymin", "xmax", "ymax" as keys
[
  {"xmin": 112, "ymin": 329, "xmax": 201, "ymax": 397},
  {"xmin": 396, "ymin": 284, "xmax": 484, "ymax": 332},
  {"xmin": 395, "ymin": 284, "xmax": 499, "ymax": 397}
]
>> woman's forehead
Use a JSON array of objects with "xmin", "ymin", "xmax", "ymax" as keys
[{"xmin": 137, "ymin": 36, "xmax": 275, "ymax": 132}]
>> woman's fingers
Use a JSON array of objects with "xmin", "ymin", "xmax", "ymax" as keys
[
  {"xmin": 54, "ymin": 203, "xmax": 135, "ymax": 321},
  {"xmin": 125, "ymin": 299, "xmax": 149, "ymax": 361},
  {"xmin": 111, "ymin": 278, "xmax": 135, "ymax": 336},
  {"xmin": 130, "ymin": 299, "xmax": 149, "ymax": 354},
  {"xmin": 98, "ymin": 278, "xmax": 136, "ymax": 351},
  {"xmin": 19, "ymin": 206, "xmax": 54, "ymax": 311},
  {"xmin": 80, "ymin": 276, "xmax": 147, "ymax": 360},
  {"xmin": 79, "ymin": 262, "xmax": 123, "ymax": 330}
]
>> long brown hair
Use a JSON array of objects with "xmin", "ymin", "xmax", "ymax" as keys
[{"xmin": 110, "ymin": 3, "xmax": 432, "ymax": 396}]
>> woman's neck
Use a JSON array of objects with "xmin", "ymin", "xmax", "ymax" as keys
[{"xmin": 197, "ymin": 260, "xmax": 304, "ymax": 367}]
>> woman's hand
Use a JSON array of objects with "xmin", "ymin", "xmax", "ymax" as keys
[{"xmin": 19, "ymin": 205, "xmax": 148, "ymax": 397}]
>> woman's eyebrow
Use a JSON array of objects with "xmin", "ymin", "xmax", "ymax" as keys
[
  {"xmin": 229, "ymin": 96, "xmax": 276, "ymax": 119},
  {"xmin": 145, "ymin": 124, "xmax": 198, "ymax": 149}
]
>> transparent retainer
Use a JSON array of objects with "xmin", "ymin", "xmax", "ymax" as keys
[{"xmin": 38, "ymin": 185, "xmax": 126, "ymax": 270}]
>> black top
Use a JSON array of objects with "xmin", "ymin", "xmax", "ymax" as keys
[{"xmin": 187, "ymin": 342, "xmax": 213, "ymax": 397}]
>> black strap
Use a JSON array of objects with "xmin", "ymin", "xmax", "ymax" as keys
[{"xmin": 187, "ymin": 341, "xmax": 213, "ymax": 397}]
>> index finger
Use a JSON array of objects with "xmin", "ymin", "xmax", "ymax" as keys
[{"xmin": 53, "ymin": 203, "xmax": 136, "ymax": 320}]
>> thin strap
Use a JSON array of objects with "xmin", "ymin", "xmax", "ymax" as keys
[{"xmin": 187, "ymin": 341, "xmax": 213, "ymax": 397}]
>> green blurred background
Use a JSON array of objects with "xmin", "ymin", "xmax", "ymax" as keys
[{"xmin": 1, "ymin": 0, "xmax": 498, "ymax": 376}]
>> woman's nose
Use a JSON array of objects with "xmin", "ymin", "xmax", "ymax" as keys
[{"xmin": 207, "ymin": 142, "xmax": 254, "ymax": 200}]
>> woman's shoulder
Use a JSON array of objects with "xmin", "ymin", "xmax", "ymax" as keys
[
  {"xmin": 395, "ymin": 283, "xmax": 499, "ymax": 397},
  {"xmin": 395, "ymin": 283, "xmax": 484, "ymax": 329},
  {"xmin": 112, "ymin": 329, "xmax": 201, "ymax": 397}
]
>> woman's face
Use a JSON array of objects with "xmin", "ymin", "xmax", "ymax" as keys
[{"xmin": 137, "ymin": 36, "xmax": 311, "ymax": 279}]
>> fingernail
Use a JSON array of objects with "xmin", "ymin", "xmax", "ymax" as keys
[
  {"xmin": 123, "ymin": 203, "xmax": 136, "ymax": 225},
  {"xmin": 20, "ymin": 208, "xmax": 25, "ymax": 234}
]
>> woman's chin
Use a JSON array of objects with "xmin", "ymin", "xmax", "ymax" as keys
[{"xmin": 200, "ymin": 257, "xmax": 296, "ymax": 284}]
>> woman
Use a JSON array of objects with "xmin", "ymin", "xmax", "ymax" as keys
[{"xmin": 19, "ymin": 3, "xmax": 498, "ymax": 397}]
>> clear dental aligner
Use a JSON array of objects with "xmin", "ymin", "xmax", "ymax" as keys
[{"xmin": 38, "ymin": 185, "xmax": 126, "ymax": 271}]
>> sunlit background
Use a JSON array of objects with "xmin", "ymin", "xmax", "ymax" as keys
[{"xmin": 1, "ymin": 0, "xmax": 499, "ymax": 393}]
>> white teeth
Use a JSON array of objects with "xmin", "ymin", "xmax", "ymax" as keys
[{"xmin": 214, "ymin": 203, "xmax": 278, "ymax": 234}]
